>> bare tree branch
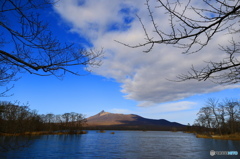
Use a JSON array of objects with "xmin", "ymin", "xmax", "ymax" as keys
[
  {"xmin": 0, "ymin": 0, "xmax": 103, "ymax": 92},
  {"xmin": 118, "ymin": 0, "xmax": 240, "ymax": 84}
]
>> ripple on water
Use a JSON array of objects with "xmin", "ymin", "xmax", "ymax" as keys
[{"xmin": 0, "ymin": 131, "xmax": 240, "ymax": 159}]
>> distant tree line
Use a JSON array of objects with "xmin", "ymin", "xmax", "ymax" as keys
[
  {"xmin": 84, "ymin": 125, "xmax": 185, "ymax": 131},
  {"xmin": 191, "ymin": 98, "xmax": 240, "ymax": 135},
  {"xmin": 0, "ymin": 101, "xmax": 86, "ymax": 135}
]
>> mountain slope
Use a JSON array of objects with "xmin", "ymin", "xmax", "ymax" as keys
[{"xmin": 85, "ymin": 110, "xmax": 185, "ymax": 130}]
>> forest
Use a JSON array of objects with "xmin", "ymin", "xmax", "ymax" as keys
[
  {"xmin": 188, "ymin": 98, "xmax": 240, "ymax": 140},
  {"xmin": 0, "ymin": 101, "xmax": 86, "ymax": 135}
]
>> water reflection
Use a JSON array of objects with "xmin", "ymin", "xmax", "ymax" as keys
[
  {"xmin": 0, "ymin": 135, "xmax": 40, "ymax": 152},
  {"xmin": 0, "ymin": 131, "xmax": 239, "ymax": 159}
]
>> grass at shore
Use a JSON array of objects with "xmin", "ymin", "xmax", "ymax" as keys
[
  {"xmin": 183, "ymin": 131, "xmax": 240, "ymax": 140},
  {"xmin": 195, "ymin": 133, "xmax": 240, "ymax": 140},
  {"xmin": 0, "ymin": 131, "xmax": 88, "ymax": 136}
]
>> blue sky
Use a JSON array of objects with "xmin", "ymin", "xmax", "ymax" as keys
[{"xmin": 3, "ymin": 0, "xmax": 240, "ymax": 125}]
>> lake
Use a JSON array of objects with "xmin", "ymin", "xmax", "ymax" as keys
[{"xmin": 0, "ymin": 131, "xmax": 240, "ymax": 159}]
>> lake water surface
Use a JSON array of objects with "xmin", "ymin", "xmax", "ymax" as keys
[{"xmin": 1, "ymin": 131, "xmax": 240, "ymax": 159}]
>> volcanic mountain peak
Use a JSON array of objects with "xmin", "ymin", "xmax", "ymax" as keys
[
  {"xmin": 86, "ymin": 111, "xmax": 185, "ymax": 130},
  {"xmin": 98, "ymin": 110, "xmax": 110, "ymax": 116}
]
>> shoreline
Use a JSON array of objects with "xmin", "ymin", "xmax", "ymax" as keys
[
  {"xmin": 1, "ymin": 130, "xmax": 240, "ymax": 140},
  {"xmin": 196, "ymin": 134, "xmax": 240, "ymax": 141},
  {"xmin": 184, "ymin": 131, "xmax": 240, "ymax": 141}
]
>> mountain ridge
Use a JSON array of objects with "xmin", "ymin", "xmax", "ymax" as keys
[{"xmin": 85, "ymin": 110, "xmax": 185, "ymax": 130}]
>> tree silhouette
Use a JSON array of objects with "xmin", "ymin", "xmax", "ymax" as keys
[
  {"xmin": 0, "ymin": 0, "xmax": 102, "ymax": 92},
  {"xmin": 0, "ymin": 101, "xmax": 87, "ymax": 152},
  {"xmin": 194, "ymin": 98, "xmax": 240, "ymax": 134}
]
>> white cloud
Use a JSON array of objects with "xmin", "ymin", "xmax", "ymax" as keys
[
  {"xmin": 54, "ymin": 0, "xmax": 240, "ymax": 107},
  {"xmin": 54, "ymin": 0, "xmax": 138, "ymax": 39},
  {"xmin": 139, "ymin": 101, "xmax": 198, "ymax": 113}
]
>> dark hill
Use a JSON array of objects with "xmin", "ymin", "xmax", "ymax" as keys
[{"xmin": 85, "ymin": 110, "xmax": 185, "ymax": 131}]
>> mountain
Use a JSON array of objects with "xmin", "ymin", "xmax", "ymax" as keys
[{"xmin": 85, "ymin": 110, "xmax": 186, "ymax": 130}]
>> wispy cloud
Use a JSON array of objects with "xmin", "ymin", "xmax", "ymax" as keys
[
  {"xmin": 54, "ymin": 0, "xmax": 240, "ymax": 107},
  {"xmin": 54, "ymin": 0, "xmax": 138, "ymax": 39},
  {"xmin": 110, "ymin": 101, "xmax": 199, "ymax": 124},
  {"xmin": 138, "ymin": 101, "xmax": 198, "ymax": 113}
]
